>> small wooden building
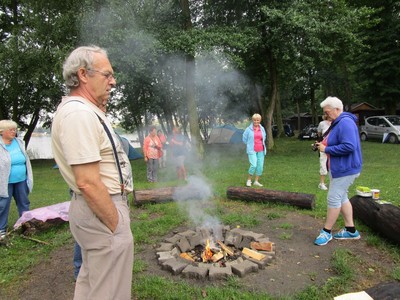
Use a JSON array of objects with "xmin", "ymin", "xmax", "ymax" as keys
[
  {"xmin": 347, "ymin": 102, "xmax": 384, "ymax": 126},
  {"xmin": 284, "ymin": 112, "xmax": 314, "ymax": 131}
]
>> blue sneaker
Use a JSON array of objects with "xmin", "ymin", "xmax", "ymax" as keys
[
  {"xmin": 333, "ymin": 228, "xmax": 361, "ymax": 240},
  {"xmin": 314, "ymin": 229, "xmax": 332, "ymax": 246}
]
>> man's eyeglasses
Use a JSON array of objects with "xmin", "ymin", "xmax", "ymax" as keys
[
  {"xmin": 7, "ymin": 128, "xmax": 17, "ymax": 132},
  {"xmin": 87, "ymin": 69, "xmax": 115, "ymax": 80}
]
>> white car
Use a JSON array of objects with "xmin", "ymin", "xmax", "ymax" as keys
[{"xmin": 360, "ymin": 115, "xmax": 400, "ymax": 144}]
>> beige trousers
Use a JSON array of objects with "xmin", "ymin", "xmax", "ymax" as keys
[{"xmin": 69, "ymin": 194, "xmax": 134, "ymax": 300}]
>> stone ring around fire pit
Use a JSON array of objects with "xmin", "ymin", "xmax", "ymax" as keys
[{"xmin": 156, "ymin": 225, "xmax": 276, "ymax": 280}]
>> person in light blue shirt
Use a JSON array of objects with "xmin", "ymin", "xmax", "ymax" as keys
[
  {"xmin": 242, "ymin": 114, "xmax": 267, "ymax": 187},
  {"xmin": 0, "ymin": 120, "xmax": 33, "ymax": 240}
]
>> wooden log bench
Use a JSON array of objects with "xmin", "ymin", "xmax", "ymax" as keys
[
  {"xmin": 226, "ymin": 187, "xmax": 315, "ymax": 210},
  {"xmin": 350, "ymin": 195, "xmax": 400, "ymax": 245},
  {"xmin": 133, "ymin": 187, "xmax": 176, "ymax": 206}
]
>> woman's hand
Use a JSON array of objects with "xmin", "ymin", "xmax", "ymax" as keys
[{"xmin": 316, "ymin": 142, "xmax": 326, "ymax": 152}]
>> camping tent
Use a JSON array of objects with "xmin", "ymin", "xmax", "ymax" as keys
[
  {"xmin": 119, "ymin": 136, "xmax": 143, "ymax": 160},
  {"xmin": 207, "ymin": 125, "xmax": 244, "ymax": 144}
]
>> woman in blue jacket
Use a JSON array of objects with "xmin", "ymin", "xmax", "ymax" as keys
[
  {"xmin": 313, "ymin": 97, "xmax": 362, "ymax": 246},
  {"xmin": 242, "ymin": 114, "xmax": 267, "ymax": 187}
]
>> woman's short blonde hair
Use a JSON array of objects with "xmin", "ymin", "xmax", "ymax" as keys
[
  {"xmin": 0, "ymin": 120, "xmax": 18, "ymax": 134},
  {"xmin": 252, "ymin": 113, "xmax": 262, "ymax": 121}
]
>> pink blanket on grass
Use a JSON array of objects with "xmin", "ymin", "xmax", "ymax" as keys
[{"xmin": 14, "ymin": 201, "xmax": 70, "ymax": 229}]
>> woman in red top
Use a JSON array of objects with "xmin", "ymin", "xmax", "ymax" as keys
[
  {"xmin": 242, "ymin": 114, "xmax": 267, "ymax": 187},
  {"xmin": 143, "ymin": 126, "xmax": 163, "ymax": 182}
]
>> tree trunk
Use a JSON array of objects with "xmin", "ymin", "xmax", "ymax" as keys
[
  {"xmin": 185, "ymin": 54, "xmax": 204, "ymax": 159},
  {"xmin": 265, "ymin": 49, "xmax": 278, "ymax": 150},
  {"xmin": 226, "ymin": 187, "xmax": 315, "ymax": 210},
  {"xmin": 23, "ymin": 107, "xmax": 41, "ymax": 148},
  {"xmin": 308, "ymin": 69, "xmax": 318, "ymax": 125},
  {"xmin": 275, "ymin": 92, "xmax": 284, "ymax": 137},
  {"xmin": 180, "ymin": 0, "xmax": 204, "ymax": 160},
  {"xmin": 296, "ymin": 98, "xmax": 301, "ymax": 131},
  {"xmin": 255, "ymin": 83, "xmax": 265, "ymax": 118},
  {"xmin": 350, "ymin": 196, "xmax": 400, "ymax": 245}
]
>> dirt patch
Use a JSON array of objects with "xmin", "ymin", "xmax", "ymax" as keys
[{"xmin": 5, "ymin": 211, "xmax": 397, "ymax": 299}]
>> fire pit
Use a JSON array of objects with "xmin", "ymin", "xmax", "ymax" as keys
[{"xmin": 156, "ymin": 225, "xmax": 276, "ymax": 279}]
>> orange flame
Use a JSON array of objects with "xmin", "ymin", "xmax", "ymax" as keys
[{"xmin": 201, "ymin": 239, "xmax": 213, "ymax": 262}]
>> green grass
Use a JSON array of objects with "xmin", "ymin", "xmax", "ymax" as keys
[
  {"xmin": 267, "ymin": 212, "xmax": 285, "ymax": 220},
  {"xmin": 279, "ymin": 232, "xmax": 293, "ymax": 240},
  {"xmin": 393, "ymin": 266, "xmax": 400, "ymax": 281},
  {"xmin": 1, "ymin": 138, "xmax": 399, "ymax": 299},
  {"xmin": 280, "ymin": 222, "xmax": 294, "ymax": 230},
  {"xmin": 132, "ymin": 274, "xmax": 275, "ymax": 300}
]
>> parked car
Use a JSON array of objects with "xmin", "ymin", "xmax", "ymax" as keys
[
  {"xmin": 298, "ymin": 124, "xmax": 318, "ymax": 140},
  {"xmin": 272, "ymin": 124, "xmax": 294, "ymax": 138},
  {"xmin": 360, "ymin": 115, "xmax": 400, "ymax": 144}
]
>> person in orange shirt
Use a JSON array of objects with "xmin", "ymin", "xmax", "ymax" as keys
[{"xmin": 143, "ymin": 126, "xmax": 163, "ymax": 182}]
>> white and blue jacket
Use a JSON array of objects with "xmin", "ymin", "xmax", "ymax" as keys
[
  {"xmin": 242, "ymin": 123, "xmax": 267, "ymax": 155},
  {"xmin": 0, "ymin": 137, "xmax": 33, "ymax": 197}
]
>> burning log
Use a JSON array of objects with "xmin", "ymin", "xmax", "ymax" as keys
[
  {"xmin": 350, "ymin": 195, "xmax": 400, "ymax": 245},
  {"xmin": 180, "ymin": 252, "xmax": 195, "ymax": 262},
  {"xmin": 217, "ymin": 240, "xmax": 234, "ymax": 256},
  {"xmin": 226, "ymin": 187, "xmax": 315, "ymax": 210},
  {"xmin": 201, "ymin": 239, "xmax": 214, "ymax": 262},
  {"xmin": 211, "ymin": 252, "xmax": 224, "ymax": 263}
]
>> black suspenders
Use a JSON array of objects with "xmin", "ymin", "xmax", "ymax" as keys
[{"xmin": 95, "ymin": 114, "xmax": 125, "ymax": 195}]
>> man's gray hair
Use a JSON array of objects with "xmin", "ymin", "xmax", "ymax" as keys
[
  {"xmin": 0, "ymin": 119, "xmax": 18, "ymax": 134},
  {"xmin": 320, "ymin": 96, "xmax": 343, "ymax": 111},
  {"xmin": 63, "ymin": 45, "xmax": 108, "ymax": 89}
]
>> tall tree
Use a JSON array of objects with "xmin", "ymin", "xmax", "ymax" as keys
[
  {"xmin": 201, "ymin": 0, "xmax": 374, "ymax": 147},
  {"xmin": 180, "ymin": 0, "xmax": 204, "ymax": 158},
  {"xmin": 354, "ymin": 0, "xmax": 400, "ymax": 113},
  {"xmin": 0, "ymin": 0, "xmax": 80, "ymax": 146}
]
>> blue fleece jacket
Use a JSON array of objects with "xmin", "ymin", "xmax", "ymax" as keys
[
  {"xmin": 325, "ymin": 112, "xmax": 362, "ymax": 178},
  {"xmin": 242, "ymin": 123, "xmax": 267, "ymax": 155}
]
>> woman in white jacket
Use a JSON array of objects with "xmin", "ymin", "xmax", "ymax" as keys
[
  {"xmin": 242, "ymin": 114, "xmax": 267, "ymax": 187},
  {"xmin": 0, "ymin": 120, "xmax": 33, "ymax": 240}
]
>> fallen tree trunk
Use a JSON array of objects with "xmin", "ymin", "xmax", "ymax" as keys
[
  {"xmin": 226, "ymin": 187, "xmax": 315, "ymax": 210},
  {"xmin": 350, "ymin": 195, "xmax": 400, "ymax": 245},
  {"xmin": 133, "ymin": 184, "xmax": 213, "ymax": 206},
  {"xmin": 133, "ymin": 187, "xmax": 175, "ymax": 206}
]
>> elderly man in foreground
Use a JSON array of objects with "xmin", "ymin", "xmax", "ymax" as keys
[{"xmin": 51, "ymin": 46, "xmax": 134, "ymax": 299}]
